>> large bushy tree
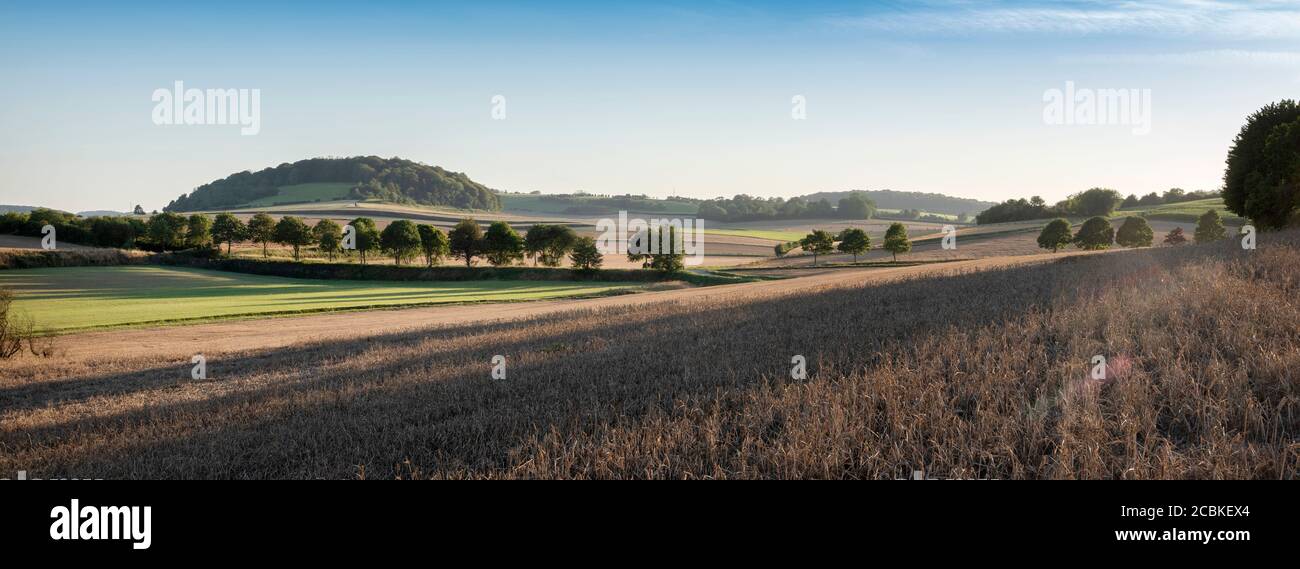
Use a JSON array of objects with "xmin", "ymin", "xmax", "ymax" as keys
[
  {"xmin": 1037, "ymin": 218, "xmax": 1073, "ymax": 252},
  {"xmin": 1074, "ymin": 217, "xmax": 1114, "ymax": 250},
  {"xmin": 629, "ymin": 226, "xmax": 686, "ymax": 273},
  {"xmin": 800, "ymin": 229, "xmax": 835, "ymax": 266},
  {"xmin": 186, "ymin": 214, "xmax": 212, "ymax": 248},
  {"xmin": 1195, "ymin": 210, "xmax": 1228, "ymax": 243},
  {"xmin": 1223, "ymin": 100, "xmax": 1300, "ymax": 229},
  {"xmin": 273, "ymin": 216, "xmax": 314, "ymax": 261},
  {"xmin": 247, "ymin": 213, "xmax": 276, "ymax": 257},
  {"xmin": 417, "ymin": 224, "xmax": 449, "ymax": 267},
  {"xmin": 380, "ymin": 220, "xmax": 422, "ymax": 265},
  {"xmin": 449, "ymin": 218, "xmax": 485, "ymax": 267},
  {"xmin": 836, "ymin": 228, "xmax": 870, "ymax": 262},
  {"xmin": 211, "ymin": 213, "xmax": 246, "ymax": 254},
  {"xmin": 147, "ymin": 212, "xmax": 188, "ymax": 250},
  {"xmin": 349, "ymin": 217, "xmax": 380, "ymax": 264},
  {"xmin": 525, "ymin": 224, "xmax": 579, "ymax": 267},
  {"xmin": 313, "ymin": 219, "xmax": 343, "ymax": 261},
  {"xmin": 883, "ymin": 223, "xmax": 911, "ymax": 262},
  {"xmin": 569, "ymin": 236, "xmax": 603, "ymax": 271},
  {"xmin": 1115, "ymin": 217, "xmax": 1154, "ymax": 248},
  {"xmin": 1065, "ymin": 188, "xmax": 1124, "ymax": 217},
  {"xmin": 483, "ymin": 221, "xmax": 525, "ymax": 266}
]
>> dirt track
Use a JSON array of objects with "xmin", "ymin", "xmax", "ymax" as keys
[{"xmin": 53, "ymin": 251, "xmax": 1099, "ymax": 362}]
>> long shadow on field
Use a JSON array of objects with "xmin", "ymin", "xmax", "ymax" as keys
[{"xmin": 1, "ymin": 243, "xmax": 1242, "ymax": 478}]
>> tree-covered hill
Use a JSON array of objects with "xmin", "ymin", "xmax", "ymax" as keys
[{"xmin": 164, "ymin": 156, "xmax": 501, "ymax": 212}]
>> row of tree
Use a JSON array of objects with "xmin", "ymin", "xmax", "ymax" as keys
[
  {"xmin": 795, "ymin": 223, "xmax": 912, "ymax": 266},
  {"xmin": 977, "ymin": 188, "xmax": 1135, "ymax": 225},
  {"xmin": 0, "ymin": 208, "xmax": 605, "ymax": 270},
  {"xmin": 1036, "ymin": 210, "xmax": 1230, "ymax": 252},
  {"xmin": 209, "ymin": 213, "xmax": 603, "ymax": 270},
  {"xmin": 1119, "ymin": 188, "xmax": 1219, "ymax": 209}
]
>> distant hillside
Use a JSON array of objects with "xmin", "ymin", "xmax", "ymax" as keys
[
  {"xmin": 78, "ymin": 210, "xmax": 127, "ymax": 217},
  {"xmin": 0, "ymin": 205, "xmax": 43, "ymax": 214},
  {"xmin": 164, "ymin": 156, "xmax": 501, "ymax": 212},
  {"xmin": 799, "ymin": 190, "xmax": 997, "ymax": 216}
]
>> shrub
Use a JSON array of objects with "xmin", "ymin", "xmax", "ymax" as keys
[
  {"xmin": 569, "ymin": 236, "xmax": 603, "ymax": 271},
  {"xmin": 1164, "ymin": 227, "xmax": 1188, "ymax": 246},
  {"xmin": 1074, "ymin": 217, "xmax": 1114, "ymax": 250},
  {"xmin": 1195, "ymin": 210, "xmax": 1228, "ymax": 243},
  {"xmin": 1115, "ymin": 217, "xmax": 1154, "ymax": 248},
  {"xmin": 1037, "ymin": 218, "xmax": 1073, "ymax": 252}
]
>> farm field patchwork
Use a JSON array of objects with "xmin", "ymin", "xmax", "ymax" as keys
[{"xmin": 0, "ymin": 266, "xmax": 645, "ymax": 332}]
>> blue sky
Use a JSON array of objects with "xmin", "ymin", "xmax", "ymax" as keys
[{"xmin": 2, "ymin": 0, "xmax": 1298, "ymax": 212}]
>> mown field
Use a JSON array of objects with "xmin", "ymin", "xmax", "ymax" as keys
[
  {"xmin": 0, "ymin": 266, "xmax": 645, "ymax": 332},
  {"xmin": 1, "ymin": 230, "xmax": 1295, "ymax": 479}
]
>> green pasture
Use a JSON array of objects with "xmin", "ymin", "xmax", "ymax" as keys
[{"xmin": 0, "ymin": 266, "xmax": 643, "ymax": 332}]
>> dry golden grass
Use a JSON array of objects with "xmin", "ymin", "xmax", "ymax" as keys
[{"xmin": 1, "ymin": 231, "xmax": 1297, "ymax": 479}]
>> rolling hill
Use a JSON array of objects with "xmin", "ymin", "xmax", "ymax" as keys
[{"xmin": 164, "ymin": 156, "xmax": 501, "ymax": 213}]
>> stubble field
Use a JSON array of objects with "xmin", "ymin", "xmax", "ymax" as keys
[{"xmin": 0, "ymin": 232, "xmax": 1296, "ymax": 479}]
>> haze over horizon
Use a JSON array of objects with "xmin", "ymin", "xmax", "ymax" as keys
[{"xmin": 3, "ymin": 0, "xmax": 1298, "ymax": 213}]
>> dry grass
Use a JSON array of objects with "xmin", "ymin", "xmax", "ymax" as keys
[{"xmin": 1, "ymin": 231, "xmax": 1297, "ymax": 479}]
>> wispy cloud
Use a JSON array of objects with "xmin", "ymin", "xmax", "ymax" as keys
[
  {"xmin": 831, "ymin": 1, "xmax": 1300, "ymax": 39},
  {"xmin": 1060, "ymin": 49, "xmax": 1300, "ymax": 66}
]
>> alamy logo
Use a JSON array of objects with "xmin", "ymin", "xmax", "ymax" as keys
[
  {"xmin": 152, "ymin": 81, "xmax": 261, "ymax": 135},
  {"xmin": 595, "ymin": 211, "xmax": 705, "ymax": 266},
  {"xmin": 50, "ymin": 499, "xmax": 152, "ymax": 550},
  {"xmin": 941, "ymin": 225, "xmax": 957, "ymax": 250},
  {"xmin": 1043, "ymin": 81, "xmax": 1151, "ymax": 135},
  {"xmin": 41, "ymin": 224, "xmax": 57, "ymax": 250}
]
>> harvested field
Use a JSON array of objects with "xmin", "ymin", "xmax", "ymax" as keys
[{"xmin": 1, "ymin": 233, "xmax": 1296, "ymax": 479}]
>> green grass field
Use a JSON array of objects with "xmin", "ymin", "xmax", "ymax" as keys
[
  {"xmin": 703, "ymin": 228, "xmax": 807, "ymax": 242},
  {"xmin": 1116, "ymin": 198, "xmax": 1243, "ymax": 223},
  {"xmin": 242, "ymin": 183, "xmax": 356, "ymax": 207},
  {"xmin": 0, "ymin": 266, "xmax": 644, "ymax": 332}
]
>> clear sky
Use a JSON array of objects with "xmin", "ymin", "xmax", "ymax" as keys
[{"xmin": 2, "ymin": 0, "xmax": 1298, "ymax": 212}]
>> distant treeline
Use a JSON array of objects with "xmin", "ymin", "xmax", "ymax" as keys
[
  {"xmin": 538, "ymin": 194, "xmax": 681, "ymax": 214},
  {"xmin": 799, "ymin": 189, "xmax": 997, "ymax": 217},
  {"xmin": 1, "ymin": 208, "xmax": 146, "ymax": 249},
  {"xmin": 695, "ymin": 192, "xmax": 875, "ymax": 222},
  {"xmin": 164, "ymin": 156, "xmax": 501, "ymax": 212},
  {"xmin": 976, "ymin": 188, "xmax": 1221, "ymax": 225}
]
